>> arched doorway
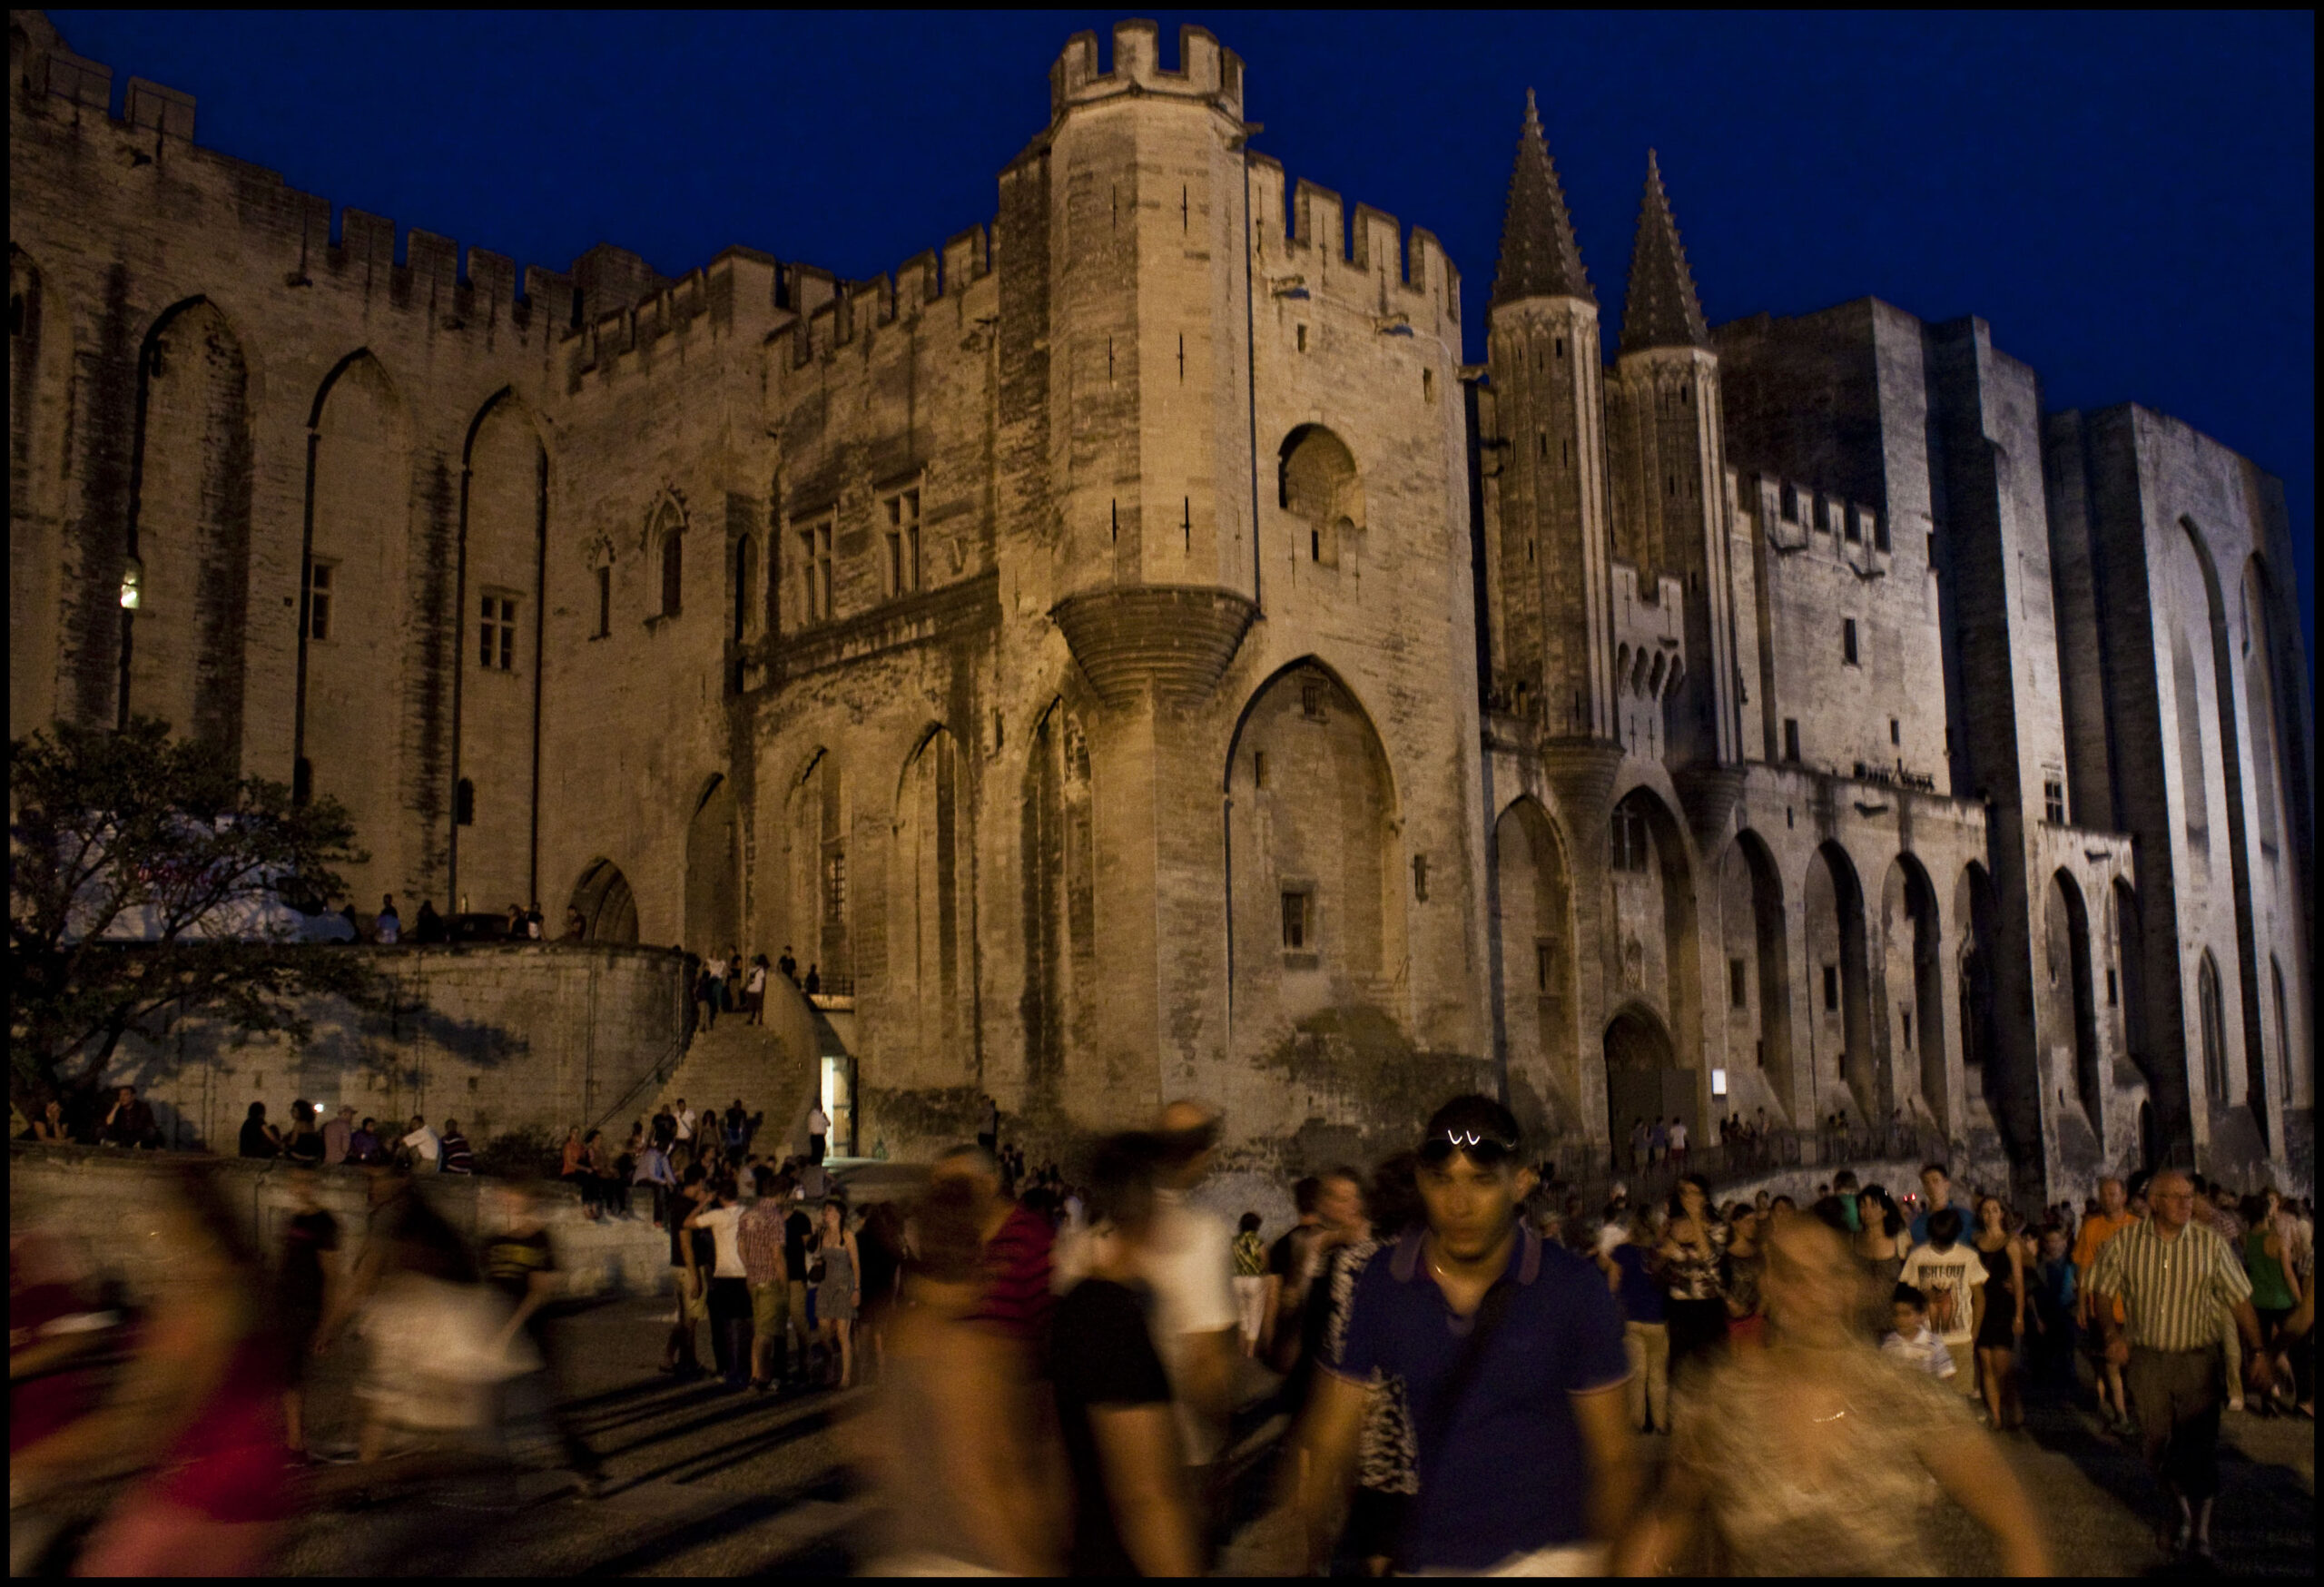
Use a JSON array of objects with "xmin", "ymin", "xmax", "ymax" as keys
[
  {"xmin": 1881, "ymin": 855, "xmax": 1945, "ymax": 1129},
  {"xmin": 568, "ymin": 858, "xmax": 638, "ymax": 943},
  {"xmin": 685, "ymin": 774, "xmax": 739, "ymax": 958},
  {"xmin": 1604, "ymin": 1003, "xmax": 1688, "ymax": 1171},
  {"xmin": 1493, "ymin": 796, "xmax": 1576, "ymax": 1133},
  {"xmin": 1718, "ymin": 831, "xmax": 1793, "ymax": 1118},
  {"xmin": 1806, "ymin": 842, "xmax": 1872, "ymax": 1119}
]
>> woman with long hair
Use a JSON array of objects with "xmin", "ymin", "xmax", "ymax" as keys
[
  {"xmin": 1659, "ymin": 1175, "xmax": 1729, "ymax": 1382},
  {"xmin": 1971, "ymin": 1195, "xmax": 2027, "ymax": 1432},
  {"xmin": 813, "ymin": 1198, "xmax": 862, "ymax": 1388},
  {"xmin": 1854, "ymin": 1184, "xmax": 1908, "ymax": 1287}
]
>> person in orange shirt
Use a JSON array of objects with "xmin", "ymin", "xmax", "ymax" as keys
[{"xmin": 2073, "ymin": 1176, "xmax": 2137, "ymax": 1434}]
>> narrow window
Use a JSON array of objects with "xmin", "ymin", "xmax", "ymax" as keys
[
  {"xmin": 1181, "ymin": 183, "xmax": 1189, "ymax": 232},
  {"xmin": 1422, "ymin": 367, "xmax": 1434, "ymax": 404},
  {"xmin": 1177, "ymin": 332, "xmax": 1185, "ymax": 382},
  {"xmin": 1823, "ymin": 963, "xmax": 1840, "ymax": 1013},
  {"xmin": 1412, "ymin": 854, "xmax": 1429, "ymax": 902},
  {"xmin": 1183, "ymin": 496, "xmax": 1192, "ymax": 553},
  {"xmin": 1844, "ymin": 506, "xmax": 1862, "ymax": 544},
  {"xmin": 815, "ymin": 524, "xmax": 833, "ymax": 618},
  {"xmin": 455, "ymin": 777, "xmax": 476, "ymax": 826},
  {"xmin": 1301, "ymin": 677, "xmax": 1327, "ymax": 720},
  {"xmin": 1890, "ymin": 717, "xmax": 1901, "ymax": 745},
  {"xmin": 1539, "ymin": 431, "xmax": 1548, "ymax": 459},
  {"xmin": 734, "ymin": 536, "xmax": 756, "ymax": 641},
  {"xmin": 1110, "ymin": 499, "xmax": 1119, "ymax": 544},
  {"xmin": 1281, "ymin": 889, "xmax": 1309, "ymax": 951},
  {"xmin": 2043, "ymin": 777, "xmax": 2065, "ymax": 824},
  {"xmin": 478, "ymin": 595, "xmax": 517, "ymax": 671},
  {"xmin": 1310, "ymin": 527, "xmax": 1321, "ymax": 562},
  {"xmin": 1843, "ymin": 618, "xmax": 1859, "ymax": 665},
  {"xmin": 1295, "ymin": 324, "xmax": 1307, "ymax": 353},
  {"xmin": 1252, "ymin": 750, "xmax": 1267, "ymax": 789},
  {"xmin": 595, "ymin": 564, "xmax": 611, "ymax": 636},
  {"xmin": 824, "ymin": 848, "xmax": 848, "ymax": 923},
  {"xmin": 1780, "ymin": 483, "xmax": 1798, "ymax": 521},
  {"xmin": 1814, "ymin": 496, "xmax": 1830, "ymax": 535},
  {"xmin": 1874, "ymin": 511, "xmax": 1891, "ymax": 553},
  {"xmin": 1107, "ymin": 336, "xmax": 1115, "ymax": 382},
  {"xmin": 883, "ymin": 488, "xmax": 921, "ymax": 596},
  {"xmin": 1784, "ymin": 718, "xmax": 1801, "ymax": 763},
  {"xmin": 1902, "ymin": 1010, "xmax": 1914, "ymax": 1050},
  {"xmin": 305, "ymin": 561, "xmax": 334, "ymax": 642},
  {"xmin": 1729, "ymin": 957, "xmax": 1748, "ymax": 1009},
  {"xmin": 660, "ymin": 526, "xmax": 683, "ymax": 616},
  {"xmin": 1610, "ymin": 806, "xmax": 1649, "ymax": 873},
  {"xmin": 2106, "ymin": 967, "xmax": 2118, "ymax": 1007},
  {"xmin": 1554, "ymin": 337, "xmax": 1565, "ymax": 360},
  {"xmin": 1536, "ymin": 941, "xmax": 1555, "ymax": 994}
]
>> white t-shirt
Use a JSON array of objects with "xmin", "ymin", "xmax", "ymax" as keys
[
  {"xmin": 745, "ymin": 965, "xmax": 767, "ymax": 994},
  {"xmin": 401, "ymin": 1125, "xmax": 440, "ymax": 1166},
  {"xmin": 1147, "ymin": 1190, "xmax": 1237, "ymax": 1463},
  {"xmin": 1668, "ymin": 1122, "xmax": 1688, "ymax": 1150},
  {"xmin": 695, "ymin": 1203, "xmax": 746, "ymax": 1279},
  {"xmin": 808, "ymin": 1107, "xmax": 829, "ymax": 1138},
  {"xmin": 376, "ymin": 912, "xmax": 400, "ymax": 944},
  {"xmin": 675, "ymin": 1108, "xmax": 696, "ymax": 1142},
  {"xmin": 1899, "ymin": 1242, "xmax": 1985, "ymax": 1346},
  {"xmin": 1597, "ymin": 1219, "xmax": 1630, "ymax": 1257}
]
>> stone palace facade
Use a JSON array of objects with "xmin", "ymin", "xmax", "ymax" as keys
[{"xmin": 9, "ymin": 14, "xmax": 2311, "ymax": 1188}]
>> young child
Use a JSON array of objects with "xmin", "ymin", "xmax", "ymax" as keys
[
  {"xmin": 1883, "ymin": 1283, "xmax": 1955, "ymax": 1381},
  {"xmin": 2029, "ymin": 1225, "xmax": 2078, "ymax": 1398}
]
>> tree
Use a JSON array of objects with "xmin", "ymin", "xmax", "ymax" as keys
[{"xmin": 9, "ymin": 716, "xmax": 381, "ymax": 1110}]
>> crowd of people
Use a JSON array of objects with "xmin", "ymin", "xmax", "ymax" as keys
[{"xmin": 12, "ymin": 1077, "xmax": 2314, "ymax": 1576}]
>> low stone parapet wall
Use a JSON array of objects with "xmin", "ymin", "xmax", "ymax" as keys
[
  {"xmin": 91, "ymin": 941, "xmax": 690, "ymax": 1153},
  {"xmin": 9, "ymin": 1143, "xmax": 670, "ymax": 1305}
]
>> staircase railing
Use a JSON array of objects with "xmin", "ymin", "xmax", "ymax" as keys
[{"xmin": 586, "ymin": 980, "xmax": 698, "ymax": 1138}]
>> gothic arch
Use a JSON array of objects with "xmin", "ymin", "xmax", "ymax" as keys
[
  {"xmin": 1278, "ymin": 424, "xmax": 1365, "ymax": 567},
  {"xmin": 891, "ymin": 724, "xmax": 972, "ymax": 1080},
  {"xmin": 2196, "ymin": 949, "xmax": 2229, "ymax": 1109},
  {"xmin": 123, "ymin": 296, "xmax": 252, "ymax": 758},
  {"xmin": 568, "ymin": 857, "xmax": 638, "ymax": 944},
  {"xmin": 2180, "ymin": 518, "xmax": 2265, "ymax": 1137},
  {"xmin": 789, "ymin": 748, "xmax": 850, "ymax": 993},
  {"xmin": 2112, "ymin": 877, "xmax": 2152, "ymax": 1081},
  {"xmin": 1604, "ymin": 783, "xmax": 1701, "ymax": 1111},
  {"xmin": 1880, "ymin": 853, "xmax": 1945, "ymax": 1127},
  {"xmin": 1226, "ymin": 657, "xmax": 1405, "ymax": 1034},
  {"xmin": 2048, "ymin": 868, "xmax": 2102, "ymax": 1129},
  {"xmin": 1603, "ymin": 1000, "xmax": 1686, "ymax": 1161},
  {"xmin": 1805, "ymin": 840, "xmax": 1872, "ymax": 1119},
  {"xmin": 1492, "ymin": 794, "xmax": 1578, "ymax": 1133},
  {"xmin": 684, "ymin": 773, "xmax": 739, "ymax": 958},
  {"xmin": 301, "ymin": 348, "xmax": 413, "ymax": 900},
  {"xmin": 452, "ymin": 389, "xmax": 547, "ymax": 913},
  {"xmin": 1720, "ymin": 829, "xmax": 1795, "ymax": 1118}
]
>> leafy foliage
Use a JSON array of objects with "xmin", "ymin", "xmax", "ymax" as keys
[{"xmin": 9, "ymin": 716, "xmax": 380, "ymax": 1106}]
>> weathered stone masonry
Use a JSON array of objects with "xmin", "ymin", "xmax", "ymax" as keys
[{"xmin": 8, "ymin": 14, "xmax": 2309, "ymax": 1191}]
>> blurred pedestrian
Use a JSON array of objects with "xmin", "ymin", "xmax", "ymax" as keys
[
  {"xmin": 1615, "ymin": 1214, "xmax": 2049, "ymax": 1574},
  {"xmin": 1660, "ymin": 1175, "xmax": 1729, "ymax": 1384},
  {"xmin": 685, "ymin": 1178, "xmax": 753, "ymax": 1388},
  {"xmin": 1314, "ymin": 1152, "xmax": 1423, "ymax": 1573},
  {"xmin": 1883, "ymin": 1283, "xmax": 1956, "ymax": 1382},
  {"xmin": 561, "ymin": 1126, "xmax": 598, "ymax": 1219},
  {"xmin": 2073, "ymin": 1176, "xmax": 2137, "ymax": 1434},
  {"xmin": 481, "ymin": 1181, "xmax": 603, "ymax": 1493},
  {"xmin": 1601, "ymin": 1214, "xmax": 1669, "ymax": 1434},
  {"xmin": 1146, "ymin": 1099, "xmax": 1239, "ymax": 1478},
  {"xmin": 1901, "ymin": 1208, "xmax": 1985, "ymax": 1396},
  {"xmin": 663, "ymin": 1164, "xmax": 709, "ymax": 1378},
  {"xmin": 861, "ymin": 1175, "xmax": 1059, "ymax": 1574},
  {"xmin": 1972, "ymin": 1195, "xmax": 2027, "ymax": 1431},
  {"xmin": 743, "ymin": 954, "xmax": 769, "ymax": 1024},
  {"xmin": 1053, "ymin": 1131, "xmax": 1203, "ymax": 1575},
  {"xmin": 1233, "ymin": 1212, "xmax": 1268, "ymax": 1355},
  {"xmin": 20, "ymin": 1169, "xmax": 295, "ymax": 1575},
  {"xmin": 933, "ymin": 1144, "xmax": 1057, "ymax": 1356},
  {"xmin": 740, "ymin": 1166, "xmax": 789, "ymax": 1390},
  {"xmin": 439, "ymin": 1119, "xmax": 475, "ymax": 1176},
  {"xmin": 276, "ymin": 1167, "xmax": 340, "ymax": 1455}
]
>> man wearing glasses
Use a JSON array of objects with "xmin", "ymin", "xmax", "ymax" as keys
[
  {"xmin": 1292, "ymin": 1095, "xmax": 1637, "ymax": 1573},
  {"xmin": 2089, "ymin": 1168, "xmax": 2271, "ymax": 1565}
]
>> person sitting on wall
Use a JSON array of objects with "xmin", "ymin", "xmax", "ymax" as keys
[
  {"xmin": 375, "ymin": 894, "xmax": 401, "ymax": 945},
  {"xmin": 100, "ymin": 1086, "xmax": 162, "ymax": 1150},
  {"xmin": 414, "ymin": 901, "xmax": 447, "ymax": 944}
]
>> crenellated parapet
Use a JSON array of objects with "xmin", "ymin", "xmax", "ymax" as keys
[
  {"xmin": 1735, "ymin": 470, "xmax": 1887, "ymax": 576},
  {"xmin": 780, "ymin": 226, "xmax": 992, "ymax": 370},
  {"xmin": 1246, "ymin": 156, "xmax": 1462, "ymax": 333},
  {"xmin": 1610, "ymin": 559, "xmax": 1687, "ymax": 703},
  {"xmin": 1049, "ymin": 19, "xmax": 1244, "ymax": 122}
]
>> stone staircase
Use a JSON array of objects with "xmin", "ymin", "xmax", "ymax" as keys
[{"xmin": 646, "ymin": 1017, "xmax": 820, "ymax": 1159}]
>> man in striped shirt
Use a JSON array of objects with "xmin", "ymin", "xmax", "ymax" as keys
[{"xmin": 2088, "ymin": 1169, "xmax": 2271, "ymax": 1563}]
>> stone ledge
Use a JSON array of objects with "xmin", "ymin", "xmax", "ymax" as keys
[{"xmin": 1052, "ymin": 585, "xmax": 1258, "ymax": 708}]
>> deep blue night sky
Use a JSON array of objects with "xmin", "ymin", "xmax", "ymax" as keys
[{"xmin": 47, "ymin": 9, "xmax": 2316, "ymax": 670}]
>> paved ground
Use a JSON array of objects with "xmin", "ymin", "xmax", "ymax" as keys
[{"xmin": 226, "ymin": 1301, "xmax": 2324, "ymax": 1574}]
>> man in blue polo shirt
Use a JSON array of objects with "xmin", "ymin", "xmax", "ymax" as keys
[{"xmin": 1295, "ymin": 1094, "xmax": 1638, "ymax": 1573}]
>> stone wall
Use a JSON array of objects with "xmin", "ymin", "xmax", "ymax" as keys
[
  {"xmin": 94, "ymin": 942, "xmax": 690, "ymax": 1152},
  {"xmin": 9, "ymin": 1143, "xmax": 670, "ymax": 1303}
]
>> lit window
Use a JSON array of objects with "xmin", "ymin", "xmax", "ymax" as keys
[
  {"xmin": 306, "ymin": 561, "xmax": 334, "ymax": 641},
  {"xmin": 478, "ymin": 595, "xmax": 517, "ymax": 671},
  {"xmin": 824, "ymin": 848, "xmax": 848, "ymax": 924},
  {"xmin": 120, "ymin": 557, "xmax": 143, "ymax": 610}
]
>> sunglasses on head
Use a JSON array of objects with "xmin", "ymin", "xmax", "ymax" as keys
[{"xmin": 1419, "ymin": 1129, "xmax": 1519, "ymax": 1168}]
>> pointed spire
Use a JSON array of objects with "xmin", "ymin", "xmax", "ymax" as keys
[
  {"xmin": 1619, "ymin": 150, "xmax": 1711, "ymax": 354},
  {"xmin": 1492, "ymin": 89, "xmax": 1593, "ymax": 309}
]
